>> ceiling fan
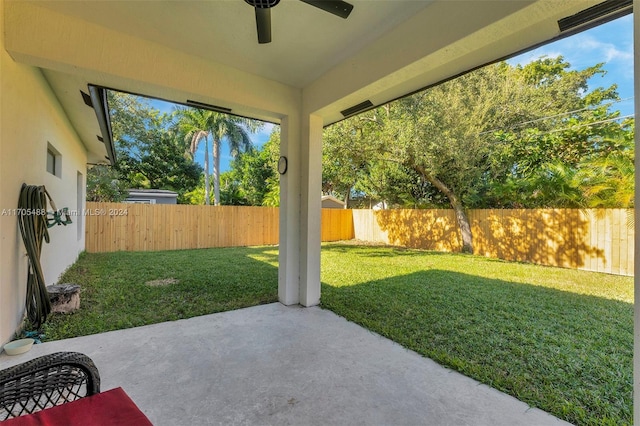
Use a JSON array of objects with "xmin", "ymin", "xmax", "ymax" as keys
[{"xmin": 245, "ymin": 0, "xmax": 354, "ymax": 44}]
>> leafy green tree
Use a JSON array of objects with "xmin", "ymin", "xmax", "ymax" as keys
[
  {"xmin": 174, "ymin": 107, "xmax": 262, "ymax": 205},
  {"xmin": 182, "ymin": 183, "xmax": 206, "ymax": 205},
  {"xmin": 211, "ymin": 116, "xmax": 262, "ymax": 205},
  {"xmin": 220, "ymin": 128, "xmax": 280, "ymax": 206},
  {"xmin": 86, "ymin": 165, "xmax": 128, "ymax": 202},
  {"xmin": 322, "ymin": 111, "xmax": 381, "ymax": 205},
  {"xmin": 107, "ymin": 91, "xmax": 201, "ymax": 203},
  {"xmin": 392, "ymin": 59, "xmax": 626, "ymax": 252},
  {"xmin": 262, "ymin": 180, "xmax": 280, "ymax": 207},
  {"xmin": 579, "ymin": 151, "xmax": 634, "ymax": 208},
  {"xmin": 378, "ymin": 63, "xmax": 529, "ymax": 251},
  {"xmin": 484, "ymin": 58, "xmax": 629, "ymax": 205},
  {"xmin": 261, "ymin": 129, "xmax": 281, "ymax": 207},
  {"xmin": 525, "ymin": 122, "xmax": 635, "ymax": 209},
  {"xmin": 323, "ymin": 57, "xmax": 631, "ymax": 253}
]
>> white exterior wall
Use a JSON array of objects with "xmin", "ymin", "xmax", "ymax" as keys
[{"xmin": 0, "ymin": 6, "xmax": 88, "ymax": 344}]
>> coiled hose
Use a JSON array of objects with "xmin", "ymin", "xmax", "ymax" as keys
[{"xmin": 17, "ymin": 184, "xmax": 53, "ymax": 328}]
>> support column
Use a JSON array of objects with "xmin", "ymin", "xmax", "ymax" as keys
[
  {"xmin": 278, "ymin": 113, "xmax": 323, "ymax": 307},
  {"xmin": 299, "ymin": 114, "xmax": 323, "ymax": 306},
  {"xmin": 278, "ymin": 115, "xmax": 300, "ymax": 305}
]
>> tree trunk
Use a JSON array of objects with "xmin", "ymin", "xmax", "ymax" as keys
[
  {"xmin": 344, "ymin": 185, "xmax": 352, "ymax": 209},
  {"xmin": 451, "ymin": 200, "xmax": 473, "ymax": 254},
  {"xmin": 204, "ymin": 140, "xmax": 210, "ymax": 206},
  {"xmin": 213, "ymin": 138, "xmax": 221, "ymax": 206},
  {"xmin": 415, "ymin": 166, "xmax": 473, "ymax": 254}
]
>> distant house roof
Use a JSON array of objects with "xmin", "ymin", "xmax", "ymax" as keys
[
  {"xmin": 126, "ymin": 189, "xmax": 178, "ymax": 204},
  {"xmin": 321, "ymin": 195, "xmax": 345, "ymax": 209},
  {"xmin": 127, "ymin": 189, "xmax": 178, "ymax": 198}
]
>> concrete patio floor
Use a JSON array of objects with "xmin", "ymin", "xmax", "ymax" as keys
[{"xmin": 0, "ymin": 303, "xmax": 570, "ymax": 425}]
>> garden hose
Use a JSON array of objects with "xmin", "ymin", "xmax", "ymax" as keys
[
  {"xmin": 47, "ymin": 207, "xmax": 72, "ymax": 228},
  {"xmin": 17, "ymin": 184, "xmax": 62, "ymax": 328}
]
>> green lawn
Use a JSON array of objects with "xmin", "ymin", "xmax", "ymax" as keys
[
  {"xmin": 42, "ymin": 247, "xmax": 279, "ymax": 340},
  {"xmin": 41, "ymin": 244, "xmax": 632, "ymax": 425},
  {"xmin": 320, "ymin": 243, "xmax": 633, "ymax": 426}
]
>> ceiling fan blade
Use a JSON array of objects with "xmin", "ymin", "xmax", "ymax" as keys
[
  {"xmin": 254, "ymin": 7, "xmax": 272, "ymax": 44},
  {"xmin": 299, "ymin": 0, "xmax": 353, "ymax": 19}
]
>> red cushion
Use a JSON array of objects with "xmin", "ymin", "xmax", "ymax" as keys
[{"xmin": 4, "ymin": 387, "xmax": 153, "ymax": 426}]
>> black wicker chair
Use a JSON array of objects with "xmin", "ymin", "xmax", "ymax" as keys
[{"xmin": 0, "ymin": 351, "xmax": 100, "ymax": 420}]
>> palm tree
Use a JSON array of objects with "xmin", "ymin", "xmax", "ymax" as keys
[
  {"xmin": 578, "ymin": 150, "xmax": 635, "ymax": 208},
  {"xmin": 175, "ymin": 107, "xmax": 213, "ymax": 205},
  {"xmin": 210, "ymin": 115, "xmax": 261, "ymax": 205},
  {"xmin": 176, "ymin": 107, "xmax": 261, "ymax": 205}
]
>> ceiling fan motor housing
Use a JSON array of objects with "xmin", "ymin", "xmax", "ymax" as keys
[
  {"xmin": 246, "ymin": 0, "xmax": 353, "ymax": 44},
  {"xmin": 245, "ymin": 0, "xmax": 280, "ymax": 8}
]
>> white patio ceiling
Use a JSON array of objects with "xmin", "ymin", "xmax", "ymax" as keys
[{"xmin": 3, "ymin": 0, "xmax": 604, "ymax": 161}]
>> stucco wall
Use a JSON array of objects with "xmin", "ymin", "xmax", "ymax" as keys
[{"xmin": 1, "ymin": 5, "xmax": 88, "ymax": 344}]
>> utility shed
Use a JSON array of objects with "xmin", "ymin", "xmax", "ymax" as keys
[
  {"xmin": 321, "ymin": 195, "xmax": 346, "ymax": 209},
  {"xmin": 125, "ymin": 189, "xmax": 178, "ymax": 205}
]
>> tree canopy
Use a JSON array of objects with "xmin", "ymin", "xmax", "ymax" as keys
[
  {"xmin": 87, "ymin": 92, "xmax": 264, "ymax": 205},
  {"xmin": 174, "ymin": 107, "xmax": 262, "ymax": 205},
  {"xmin": 322, "ymin": 57, "xmax": 634, "ymax": 253},
  {"xmin": 219, "ymin": 129, "xmax": 280, "ymax": 206},
  {"xmin": 87, "ymin": 92, "xmax": 202, "ymax": 203}
]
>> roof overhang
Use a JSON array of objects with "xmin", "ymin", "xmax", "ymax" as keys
[
  {"xmin": 2, "ymin": 0, "xmax": 619, "ymax": 152},
  {"xmin": 87, "ymin": 85, "xmax": 116, "ymax": 166}
]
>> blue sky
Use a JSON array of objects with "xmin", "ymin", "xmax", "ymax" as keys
[
  {"xmin": 509, "ymin": 14, "xmax": 633, "ymax": 117},
  {"xmin": 151, "ymin": 14, "xmax": 633, "ymax": 174},
  {"xmin": 148, "ymin": 99, "xmax": 275, "ymax": 174}
]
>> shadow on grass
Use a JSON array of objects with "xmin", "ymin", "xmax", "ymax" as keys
[
  {"xmin": 322, "ymin": 243, "xmax": 456, "ymax": 258},
  {"xmin": 43, "ymin": 246, "xmax": 279, "ymax": 341},
  {"xmin": 320, "ymin": 269, "xmax": 632, "ymax": 426}
]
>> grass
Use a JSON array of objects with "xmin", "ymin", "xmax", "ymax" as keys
[
  {"xmin": 41, "ymin": 243, "xmax": 632, "ymax": 425},
  {"xmin": 320, "ymin": 243, "xmax": 633, "ymax": 426},
  {"xmin": 41, "ymin": 246, "xmax": 279, "ymax": 340}
]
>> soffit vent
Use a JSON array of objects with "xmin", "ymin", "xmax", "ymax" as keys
[
  {"xmin": 558, "ymin": 0, "xmax": 632, "ymax": 33},
  {"xmin": 340, "ymin": 100, "xmax": 374, "ymax": 118},
  {"xmin": 80, "ymin": 90, "xmax": 93, "ymax": 107}
]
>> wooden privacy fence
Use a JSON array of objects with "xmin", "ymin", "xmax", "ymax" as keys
[
  {"xmin": 86, "ymin": 203, "xmax": 633, "ymax": 275},
  {"xmin": 353, "ymin": 208, "xmax": 634, "ymax": 276},
  {"xmin": 84, "ymin": 202, "xmax": 354, "ymax": 253}
]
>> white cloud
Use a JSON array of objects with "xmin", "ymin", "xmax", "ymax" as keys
[
  {"xmin": 508, "ymin": 15, "xmax": 634, "ymax": 93},
  {"xmin": 509, "ymin": 15, "xmax": 632, "ymax": 71},
  {"xmin": 510, "ymin": 36, "xmax": 631, "ymax": 70},
  {"xmin": 506, "ymin": 16, "xmax": 634, "ymax": 115},
  {"xmin": 567, "ymin": 34, "xmax": 632, "ymax": 64}
]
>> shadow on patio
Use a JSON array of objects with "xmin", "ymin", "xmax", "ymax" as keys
[{"xmin": 0, "ymin": 303, "xmax": 568, "ymax": 425}]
